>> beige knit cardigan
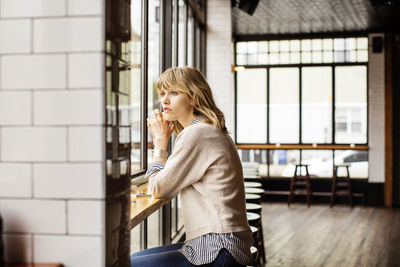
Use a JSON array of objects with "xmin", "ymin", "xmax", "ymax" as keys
[{"xmin": 148, "ymin": 123, "xmax": 250, "ymax": 240}]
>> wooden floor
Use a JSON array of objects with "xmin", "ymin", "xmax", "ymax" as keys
[{"xmin": 261, "ymin": 203, "xmax": 400, "ymax": 267}]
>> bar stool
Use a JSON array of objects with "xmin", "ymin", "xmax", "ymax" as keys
[
  {"xmin": 246, "ymin": 203, "xmax": 266, "ymax": 265},
  {"xmin": 288, "ymin": 163, "xmax": 312, "ymax": 207},
  {"xmin": 330, "ymin": 163, "xmax": 353, "ymax": 207},
  {"xmin": 245, "ymin": 187, "xmax": 264, "ymax": 195},
  {"xmin": 248, "ymin": 246, "xmax": 259, "ymax": 267},
  {"xmin": 246, "ymin": 193, "xmax": 261, "ymax": 205},
  {"xmin": 244, "ymin": 182, "xmax": 262, "ymax": 188},
  {"xmin": 247, "ymin": 212, "xmax": 265, "ymax": 266},
  {"xmin": 244, "ymin": 175, "xmax": 262, "ymax": 183},
  {"xmin": 246, "ymin": 203, "xmax": 262, "ymax": 214}
]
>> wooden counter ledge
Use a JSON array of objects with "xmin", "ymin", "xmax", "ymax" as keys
[{"xmin": 129, "ymin": 183, "xmax": 170, "ymax": 230}]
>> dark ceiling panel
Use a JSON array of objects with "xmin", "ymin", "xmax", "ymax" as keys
[{"xmin": 232, "ymin": 0, "xmax": 400, "ymax": 37}]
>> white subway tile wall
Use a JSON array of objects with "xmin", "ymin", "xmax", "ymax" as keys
[
  {"xmin": 368, "ymin": 33, "xmax": 385, "ymax": 183},
  {"xmin": 0, "ymin": 163, "xmax": 32, "ymax": 197},
  {"xmin": 0, "ymin": 91, "xmax": 32, "ymax": 125},
  {"xmin": 33, "ymin": 18, "xmax": 103, "ymax": 53},
  {"xmin": 0, "ymin": 0, "xmax": 66, "ymax": 18},
  {"xmin": 3, "ymin": 234, "xmax": 32, "ymax": 263},
  {"xmin": 33, "ymin": 163, "xmax": 104, "ymax": 199},
  {"xmin": 1, "ymin": 55, "xmax": 67, "ymax": 89},
  {"xmin": 0, "ymin": 20, "xmax": 31, "ymax": 54},
  {"xmin": 68, "ymin": 126, "xmax": 103, "ymax": 161},
  {"xmin": 68, "ymin": 53, "xmax": 104, "ymax": 88},
  {"xmin": 33, "ymin": 235, "xmax": 103, "ymax": 267},
  {"xmin": 206, "ymin": 0, "xmax": 235, "ymax": 137},
  {"xmin": 67, "ymin": 0, "xmax": 104, "ymax": 16},
  {"xmin": 68, "ymin": 200, "xmax": 104, "ymax": 235},
  {"xmin": 34, "ymin": 90, "xmax": 103, "ymax": 125},
  {"xmin": 0, "ymin": 1, "xmax": 106, "ymax": 266},
  {"xmin": 0, "ymin": 199, "xmax": 66, "ymax": 233},
  {"xmin": 1, "ymin": 127, "xmax": 67, "ymax": 162}
]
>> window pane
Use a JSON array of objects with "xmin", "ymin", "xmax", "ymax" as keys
[
  {"xmin": 301, "ymin": 39, "xmax": 311, "ymax": 51},
  {"xmin": 357, "ymin": 50, "xmax": 368, "ymax": 62},
  {"xmin": 290, "ymin": 40, "xmax": 300, "ymax": 52},
  {"xmin": 323, "ymin": 38, "xmax": 333, "ymax": 50},
  {"xmin": 236, "ymin": 42, "xmax": 247, "ymax": 53},
  {"xmin": 302, "ymin": 67, "xmax": 332, "ymax": 143},
  {"xmin": 237, "ymin": 69, "xmax": 267, "ymax": 143},
  {"xmin": 273, "ymin": 150, "xmax": 300, "ymax": 177},
  {"xmin": 269, "ymin": 41, "xmax": 279, "ymax": 52},
  {"xmin": 147, "ymin": 210, "xmax": 160, "ymax": 248},
  {"xmin": 334, "ymin": 150, "xmax": 368, "ymax": 178},
  {"xmin": 302, "ymin": 150, "xmax": 333, "ymax": 178},
  {"xmin": 301, "ymin": 52, "xmax": 311, "ymax": 63},
  {"xmin": 130, "ymin": 224, "xmax": 141, "ymax": 253},
  {"xmin": 280, "ymin": 52, "xmax": 290, "ymax": 64},
  {"xmin": 269, "ymin": 68, "xmax": 299, "ymax": 143},
  {"xmin": 357, "ymin": 37, "xmax": 368, "ymax": 49},
  {"xmin": 335, "ymin": 66, "xmax": 367, "ymax": 143},
  {"xmin": 131, "ymin": 0, "xmax": 142, "ymax": 173},
  {"xmin": 312, "ymin": 39, "xmax": 322, "ymax": 51},
  {"xmin": 178, "ymin": 0, "xmax": 186, "ymax": 66},
  {"xmin": 280, "ymin": 40, "xmax": 290, "ymax": 52},
  {"xmin": 187, "ymin": 10, "xmax": 194, "ymax": 67},
  {"xmin": 148, "ymin": 0, "xmax": 160, "ymax": 162},
  {"xmin": 290, "ymin": 52, "xmax": 300, "ymax": 64}
]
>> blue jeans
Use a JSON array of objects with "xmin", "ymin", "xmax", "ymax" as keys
[{"xmin": 130, "ymin": 242, "xmax": 245, "ymax": 267}]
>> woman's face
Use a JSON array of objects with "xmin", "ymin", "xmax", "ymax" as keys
[{"xmin": 160, "ymin": 89, "xmax": 193, "ymax": 122}]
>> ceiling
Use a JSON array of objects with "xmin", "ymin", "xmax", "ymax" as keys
[{"xmin": 232, "ymin": 0, "xmax": 400, "ymax": 38}]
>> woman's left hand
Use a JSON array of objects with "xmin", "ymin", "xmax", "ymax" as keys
[{"xmin": 147, "ymin": 110, "xmax": 174, "ymax": 150}]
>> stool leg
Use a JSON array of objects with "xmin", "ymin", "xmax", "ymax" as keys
[
  {"xmin": 330, "ymin": 167, "xmax": 337, "ymax": 207},
  {"xmin": 259, "ymin": 218, "xmax": 266, "ymax": 265},
  {"xmin": 288, "ymin": 165, "xmax": 298, "ymax": 207},
  {"xmin": 346, "ymin": 166, "xmax": 353, "ymax": 207}
]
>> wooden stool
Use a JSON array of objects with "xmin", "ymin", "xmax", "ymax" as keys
[
  {"xmin": 288, "ymin": 163, "xmax": 312, "ymax": 207},
  {"xmin": 246, "ymin": 193, "xmax": 261, "ymax": 204},
  {"xmin": 245, "ymin": 182, "xmax": 262, "ymax": 188},
  {"xmin": 330, "ymin": 163, "xmax": 353, "ymax": 207}
]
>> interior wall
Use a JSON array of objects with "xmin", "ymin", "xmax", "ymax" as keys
[
  {"xmin": 367, "ymin": 33, "xmax": 385, "ymax": 183},
  {"xmin": 0, "ymin": 1, "xmax": 106, "ymax": 266},
  {"xmin": 206, "ymin": 0, "xmax": 235, "ymax": 138}
]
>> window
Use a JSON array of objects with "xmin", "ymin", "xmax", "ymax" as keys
[
  {"xmin": 106, "ymin": 0, "xmax": 206, "ymax": 254},
  {"xmin": 235, "ymin": 36, "xmax": 368, "ymax": 178}
]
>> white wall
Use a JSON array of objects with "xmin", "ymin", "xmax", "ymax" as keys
[
  {"xmin": 206, "ymin": 0, "xmax": 235, "ymax": 138},
  {"xmin": 368, "ymin": 33, "xmax": 385, "ymax": 183},
  {"xmin": 0, "ymin": 1, "xmax": 106, "ymax": 266}
]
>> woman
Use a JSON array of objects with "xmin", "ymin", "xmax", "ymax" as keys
[{"xmin": 131, "ymin": 66, "xmax": 252, "ymax": 267}]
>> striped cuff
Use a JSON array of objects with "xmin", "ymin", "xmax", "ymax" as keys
[{"xmin": 145, "ymin": 161, "xmax": 165, "ymax": 177}]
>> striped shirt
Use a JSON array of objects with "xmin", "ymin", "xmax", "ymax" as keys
[{"xmin": 146, "ymin": 117, "xmax": 253, "ymax": 265}]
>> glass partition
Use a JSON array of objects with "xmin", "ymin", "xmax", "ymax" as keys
[
  {"xmin": 335, "ymin": 66, "xmax": 367, "ymax": 144},
  {"xmin": 269, "ymin": 67, "xmax": 299, "ymax": 143},
  {"xmin": 237, "ymin": 68, "xmax": 267, "ymax": 143},
  {"xmin": 302, "ymin": 67, "xmax": 332, "ymax": 143}
]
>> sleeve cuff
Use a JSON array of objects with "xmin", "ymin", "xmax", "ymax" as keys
[{"xmin": 145, "ymin": 161, "xmax": 165, "ymax": 177}]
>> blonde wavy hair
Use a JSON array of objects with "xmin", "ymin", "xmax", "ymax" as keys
[{"xmin": 157, "ymin": 66, "xmax": 227, "ymax": 134}]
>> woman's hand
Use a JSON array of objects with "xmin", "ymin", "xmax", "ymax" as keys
[{"xmin": 147, "ymin": 110, "xmax": 175, "ymax": 150}]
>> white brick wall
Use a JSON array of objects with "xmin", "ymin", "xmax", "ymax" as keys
[
  {"xmin": 368, "ymin": 33, "xmax": 386, "ymax": 183},
  {"xmin": 0, "ymin": 1, "xmax": 106, "ymax": 266},
  {"xmin": 206, "ymin": 0, "xmax": 235, "ymax": 138}
]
